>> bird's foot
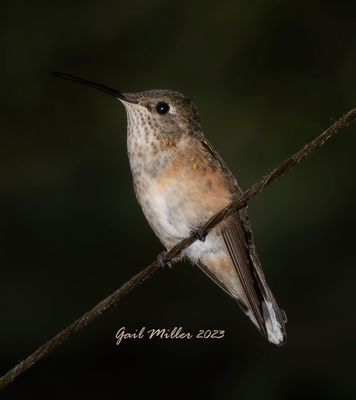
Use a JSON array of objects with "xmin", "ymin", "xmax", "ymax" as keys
[
  {"xmin": 156, "ymin": 251, "xmax": 173, "ymax": 269},
  {"xmin": 191, "ymin": 225, "xmax": 207, "ymax": 242}
]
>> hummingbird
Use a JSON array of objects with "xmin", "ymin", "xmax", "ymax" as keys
[{"xmin": 53, "ymin": 73, "xmax": 287, "ymax": 345}]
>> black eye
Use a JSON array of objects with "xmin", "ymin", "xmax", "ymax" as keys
[{"xmin": 155, "ymin": 101, "xmax": 170, "ymax": 115}]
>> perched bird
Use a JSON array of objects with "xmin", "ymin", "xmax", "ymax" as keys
[{"xmin": 53, "ymin": 73, "xmax": 287, "ymax": 345}]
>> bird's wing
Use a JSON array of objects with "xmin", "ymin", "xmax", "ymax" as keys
[
  {"xmin": 199, "ymin": 138, "xmax": 286, "ymax": 344},
  {"xmin": 221, "ymin": 212, "xmax": 287, "ymax": 345}
]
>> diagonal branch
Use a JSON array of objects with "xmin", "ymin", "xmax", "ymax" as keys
[{"xmin": 1, "ymin": 107, "xmax": 356, "ymax": 390}]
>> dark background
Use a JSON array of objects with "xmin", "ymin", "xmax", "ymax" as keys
[{"xmin": 1, "ymin": 1, "xmax": 355, "ymax": 399}]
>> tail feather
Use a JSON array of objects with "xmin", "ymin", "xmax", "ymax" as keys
[
  {"xmin": 191, "ymin": 212, "xmax": 287, "ymax": 345},
  {"xmin": 262, "ymin": 301, "xmax": 286, "ymax": 345},
  {"xmin": 243, "ymin": 295, "xmax": 286, "ymax": 345},
  {"xmin": 220, "ymin": 213, "xmax": 287, "ymax": 345},
  {"xmin": 196, "ymin": 253, "xmax": 287, "ymax": 345}
]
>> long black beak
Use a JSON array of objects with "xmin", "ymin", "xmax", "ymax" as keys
[{"xmin": 51, "ymin": 72, "xmax": 137, "ymax": 103}]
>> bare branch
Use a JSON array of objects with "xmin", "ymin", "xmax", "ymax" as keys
[{"xmin": 1, "ymin": 107, "xmax": 355, "ymax": 390}]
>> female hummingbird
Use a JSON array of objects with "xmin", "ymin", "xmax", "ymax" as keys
[{"xmin": 54, "ymin": 73, "xmax": 287, "ymax": 345}]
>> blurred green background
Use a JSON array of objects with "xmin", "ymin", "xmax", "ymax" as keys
[{"xmin": 1, "ymin": 0, "xmax": 355, "ymax": 399}]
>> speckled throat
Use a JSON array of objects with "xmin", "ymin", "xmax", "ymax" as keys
[{"xmin": 124, "ymin": 101, "xmax": 181, "ymax": 179}]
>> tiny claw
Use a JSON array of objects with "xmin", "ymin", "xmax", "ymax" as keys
[
  {"xmin": 157, "ymin": 251, "xmax": 173, "ymax": 269},
  {"xmin": 191, "ymin": 226, "xmax": 207, "ymax": 242}
]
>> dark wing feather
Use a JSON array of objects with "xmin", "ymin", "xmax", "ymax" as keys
[
  {"xmin": 221, "ymin": 215, "xmax": 268, "ymax": 337},
  {"xmin": 238, "ymin": 208, "xmax": 288, "ymax": 330}
]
